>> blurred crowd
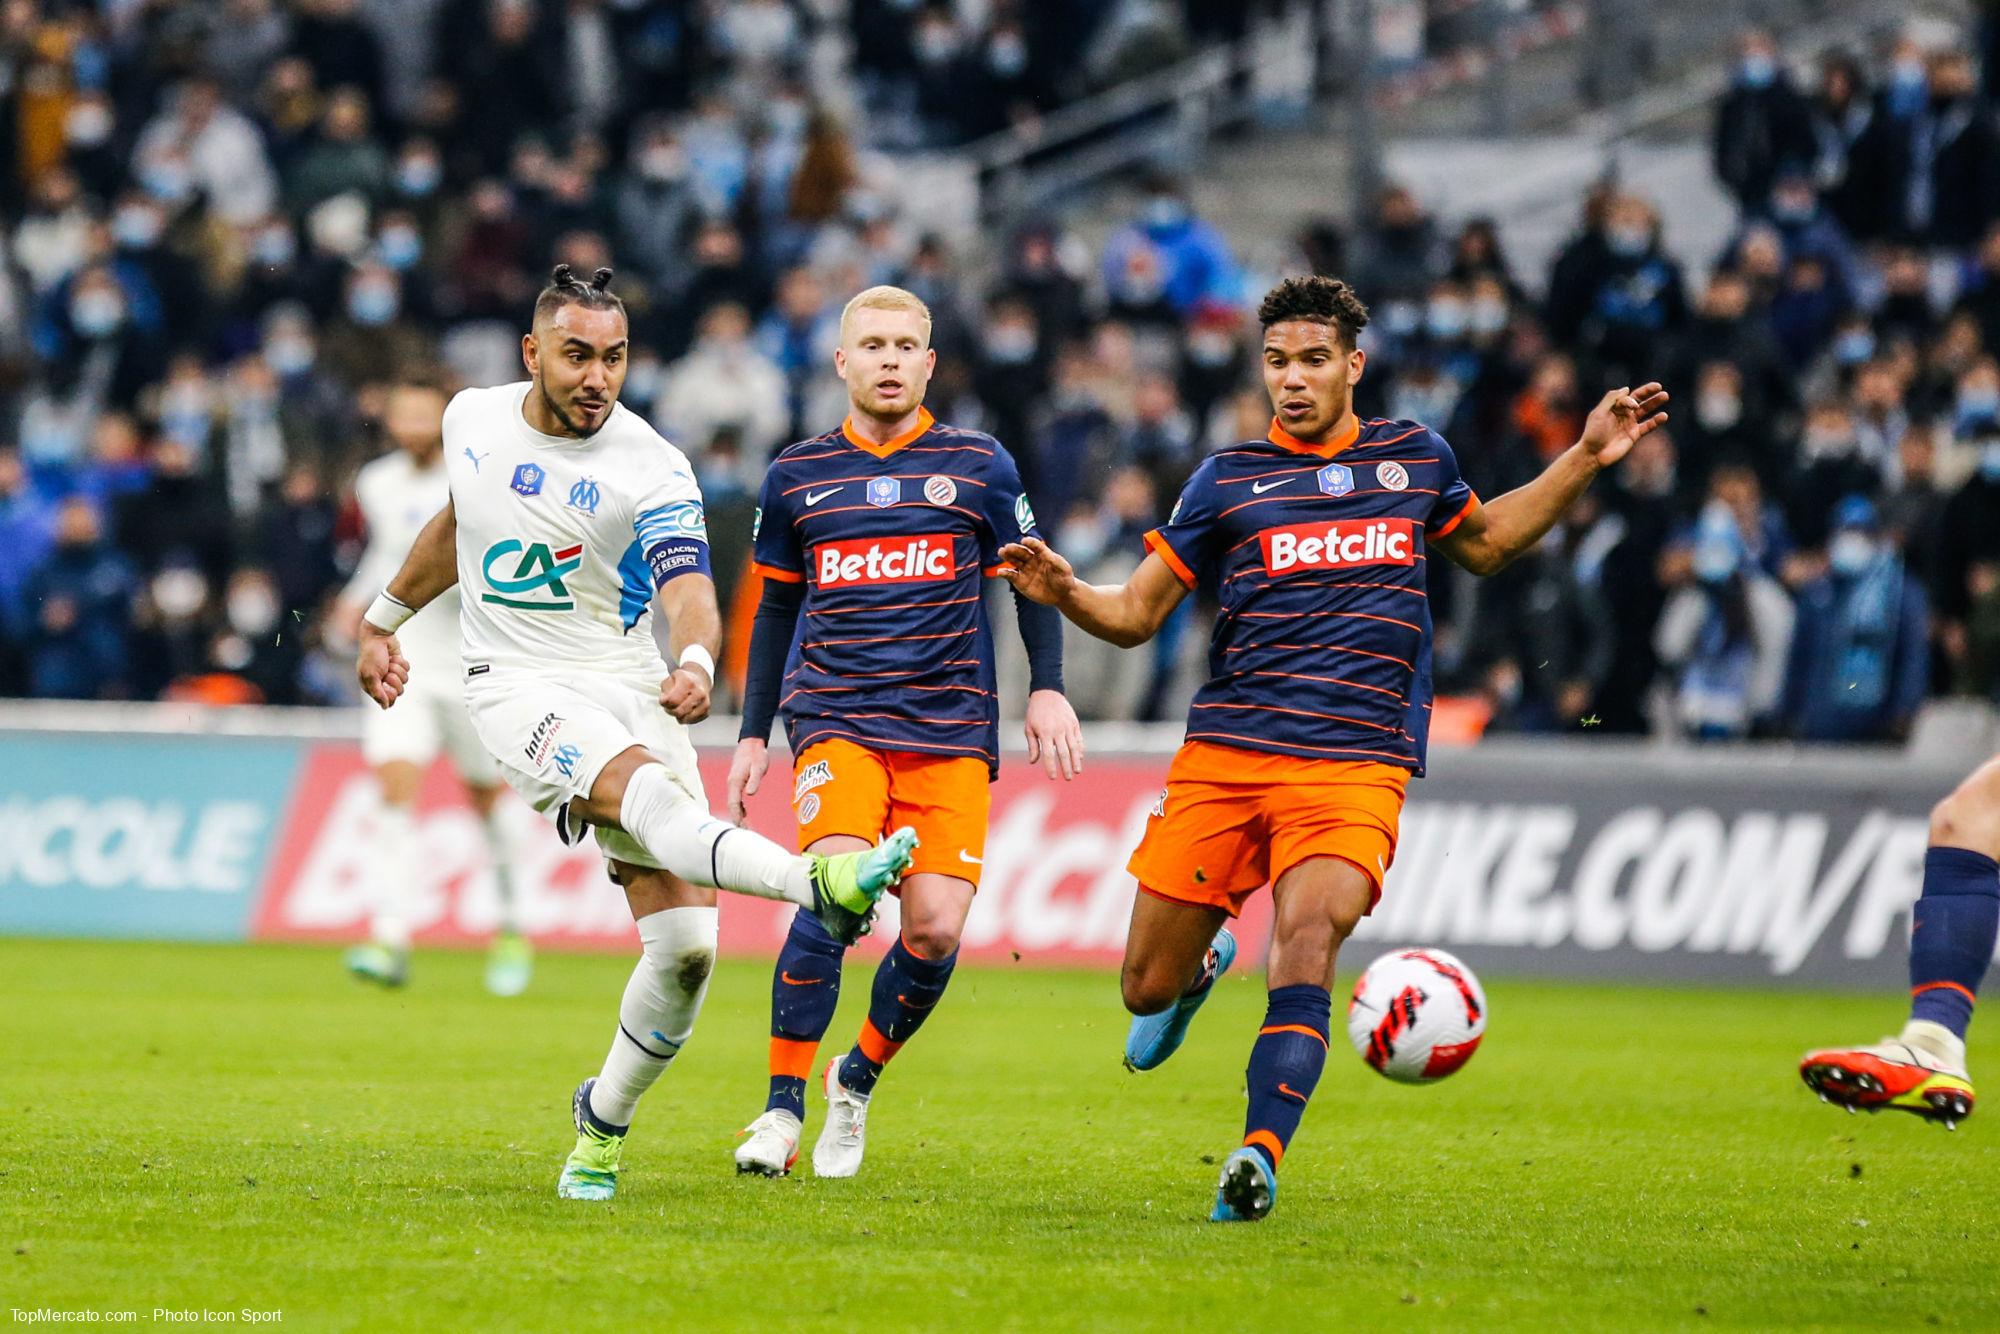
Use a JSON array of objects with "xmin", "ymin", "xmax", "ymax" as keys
[{"xmin": 3, "ymin": 4, "xmax": 1999, "ymax": 748}]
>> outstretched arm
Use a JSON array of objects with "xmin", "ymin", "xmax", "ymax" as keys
[
  {"xmin": 998, "ymin": 537, "xmax": 1189, "ymax": 648},
  {"xmin": 1436, "ymin": 382, "xmax": 1669, "ymax": 576},
  {"xmin": 356, "ymin": 500, "xmax": 458, "ymax": 708}
]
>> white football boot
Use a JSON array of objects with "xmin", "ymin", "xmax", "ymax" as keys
[
  {"xmin": 734, "ymin": 1109, "xmax": 803, "ymax": 1177},
  {"xmin": 811, "ymin": 1059, "xmax": 870, "ymax": 1178}
]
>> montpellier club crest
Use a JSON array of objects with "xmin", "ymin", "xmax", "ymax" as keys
[
  {"xmin": 924, "ymin": 475, "xmax": 957, "ymax": 506},
  {"xmin": 1376, "ymin": 461, "xmax": 1410, "ymax": 492}
]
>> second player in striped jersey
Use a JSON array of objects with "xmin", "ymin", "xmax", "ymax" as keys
[
  {"xmin": 1002, "ymin": 275, "xmax": 1667, "ymax": 1222},
  {"xmin": 727, "ymin": 285, "xmax": 1083, "ymax": 1179}
]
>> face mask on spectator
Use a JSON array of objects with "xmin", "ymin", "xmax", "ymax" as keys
[
  {"xmin": 623, "ymin": 358, "xmax": 663, "ymax": 407},
  {"xmin": 227, "ymin": 587, "xmax": 280, "ymax": 636},
  {"xmin": 638, "ymin": 145, "xmax": 687, "ymax": 184},
  {"xmin": 1801, "ymin": 425, "xmax": 1855, "ymax": 459},
  {"xmin": 347, "ymin": 282, "xmax": 400, "ymax": 326},
  {"xmin": 1982, "ymin": 442, "xmax": 2000, "ymax": 481},
  {"xmin": 915, "ymin": 26, "xmax": 958, "ymax": 65},
  {"xmin": 1696, "ymin": 392, "xmax": 1742, "ymax": 431},
  {"xmin": 1469, "ymin": 298, "xmax": 1509, "ymax": 336},
  {"xmin": 1892, "ymin": 58, "xmax": 1926, "ymax": 90},
  {"xmin": 1738, "ymin": 55, "xmax": 1775, "ymax": 88},
  {"xmin": 397, "ymin": 157, "xmax": 441, "ymax": 197},
  {"xmin": 1141, "ymin": 195, "xmax": 1188, "ymax": 231},
  {"xmin": 253, "ymin": 228, "xmax": 296, "ymax": 268},
  {"xmin": 66, "ymin": 102, "xmax": 113, "ymax": 147},
  {"xmin": 985, "ymin": 327, "xmax": 1037, "ymax": 365},
  {"xmin": 113, "ymin": 205, "xmax": 162, "ymax": 249},
  {"xmin": 1426, "ymin": 299, "xmax": 1467, "ymax": 340},
  {"xmin": 152, "ymin": 568, "xmax": 208, "ymax": 621},
  {"xmin": 1381, "ymin": 300, "xmax": 1421, "ymax": 337},
  {"xmin": 1956, "ymin": 386, "xmax": 2000, "ymax": 430},
  {"xmin": 141, "ymin": 159, "xmax": 192, "ymax": 204},
  {"xmin": 265, "ymin": 336, "xmax": 315, "ymax": 376},
  {"xmin": 71, "ymin": 290, "xmax": 126, "ymax": 338},
  {"xmin": 1187, "ymin": 332, "xmax": 1234, "ymax": 367},
  {"xmin": 990, "ymin": 36, "xmax": 1028, "ymax": 77},
  {"xmin": 377, "ymin": 226, "xmax": 423, "ymax": 271},
  {"xmin": 1771, "ymin": 192, "xmax": 1814, "ymax": 224},
  {"xmin": 1834, "ymin": 328, "xmax": 1875, "ymax": 364},
  {"xmin": 1829, "ymin": 531, "xmax": 1876, "ymax": 576},
  {"xmin": 1607, "ymin": 224, "xmax": 1650, "ymax": 257}
]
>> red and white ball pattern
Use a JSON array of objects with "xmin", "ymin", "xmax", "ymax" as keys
[{"xmin": 1346, "ymin": 947, "xmax": 1487, "ymax": 1083}]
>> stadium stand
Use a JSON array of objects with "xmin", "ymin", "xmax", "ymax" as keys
[{"xmin": 0, "ymin": 0, "xmax": 1996, "ymax": 751}]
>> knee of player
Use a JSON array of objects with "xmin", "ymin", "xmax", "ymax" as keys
[
  {"xmin": 1930, "ymin": 779, "xmax": 2000, "ymax": 856},
  {"xmin": 900, "ymin": 921, "xmax": 962, "ymax": 962},
  {"xmin": 1120, "ymin": 964, "xmax": 1179, "ymax": 1016}
]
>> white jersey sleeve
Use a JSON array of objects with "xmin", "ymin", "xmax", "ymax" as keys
[{"xmin": 345, "ymin": 450, "xmax": 460, "ymax": 669}]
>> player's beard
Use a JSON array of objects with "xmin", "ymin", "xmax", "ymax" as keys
[
  {"xmin": 536, "ymin": 373, "xmax": 609, "ymax": 439},
  {"xmin": 854, "ymin": 377, "xmax": 925, "ymax": 421}
]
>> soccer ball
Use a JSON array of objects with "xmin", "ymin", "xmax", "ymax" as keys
[{"xmin": 1346, "ymin": 947, "xmax": 1487, "ymax": 1083}]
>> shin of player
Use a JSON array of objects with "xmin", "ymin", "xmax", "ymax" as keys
[
  {"xmin": 1004, "ymin": 275, "xmax": 1665, "ymax": 1219},
  {"xmin": 727, "ymin": 286, "xmax": 1082, "ymax": 1178},
  {"xmin": 354, "ymin": 267, "xmax": 917, "ymax": 1201}
]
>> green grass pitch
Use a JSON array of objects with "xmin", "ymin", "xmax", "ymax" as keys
[{"xmin": 3, "ymin": 939, "xmax": 1996, "ymax": 1331}]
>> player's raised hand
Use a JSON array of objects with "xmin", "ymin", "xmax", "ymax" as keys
[
  {"xmin": 727, "ymin": 737, "xmax": 768, "ymax": 826},
  {"xmin": 1580, "ymin": 382, "xmax": 1669, "ymax": 467},
  {"xmin": 997, "ymin": 537, "xmax": 1077, "ymax": 607},
  {"xmin": 659, "ymin": 664, "xmax": 712, "ymax": 724},
  {"xmin": 1023, "ymin": 688, "xmax": 1084, "ymax": 781},
  {"xmin": 355, "ymin": 628, "xmax": 410, "ymax": 709}
]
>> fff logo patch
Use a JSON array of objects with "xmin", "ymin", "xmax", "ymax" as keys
[
  {"xmin": 867, "ymin": 478, "xmax": 901, "ymax": 507},
  {"xmin": 511, "ymin": 463, "xmax": 545, "ymax": 497},
  {"xmin": 1317, "ymin": 463, "xmax": 1354, "ymax": 497}
]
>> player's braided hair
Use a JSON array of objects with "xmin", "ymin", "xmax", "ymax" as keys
[
  {"xmin": 1257, "ymin": 275, "xmax": 1370, "ymax": 351},
  {"xmin": 533, "ymin": 263, "xmax": 625, "ymax": 325}
]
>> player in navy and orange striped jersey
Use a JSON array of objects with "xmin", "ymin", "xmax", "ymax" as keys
[
  {"xmin": 725, "ymin": 285, "xmax": 1083, "ymax": 1179},
  {"xmin": 1003, "ymin": 275, "xmax": 1667, "ymax": 1222}
]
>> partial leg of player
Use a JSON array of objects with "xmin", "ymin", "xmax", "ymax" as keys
[
  {"xmin": 1801, "ymin": 764, "xmax": 1998, "ymax": 1126},
  {"xmin": 1125, "ymin": 926, "xmax": 1236, "ymax": 1072}
]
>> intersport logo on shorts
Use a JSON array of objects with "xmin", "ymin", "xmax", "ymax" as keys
[
  {"xmin": 1261, "ymin": 518, "xmax": 1419, "ymax": 575},
  {"xmin": 814, "ymin": 534, "xmax": 955, "ymax": 587}
]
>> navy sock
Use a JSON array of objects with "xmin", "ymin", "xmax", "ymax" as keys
[
  {"xmin": 837, "ymin": 938, "xmax": 958, "ymax": 1097},
  {"xmin": 766, "ymin": 909, "xmax": 846, "ymax": 1119},
  {"xmin": 1242, "ymin": 984, "xmax": 1332, "ymax": 1173},
  {"xmin": 1908, "ymin": 847, "xmax": 2000, "ymax": 1040}
]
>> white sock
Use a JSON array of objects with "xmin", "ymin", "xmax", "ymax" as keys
[
  {"xmin": 588, "ymin": 905, "xmax": 718, "ymax": 1127},
  {"xmin": 481, "ymin": 805, "xmax": 521, "ymax": 934},
  {"xmin": 371, "ymin": 802, "xmax": 417, "ymax": 951},
  {"xmin": 617, "ymin": 764, "xmax": 814, "ymax": 908}
]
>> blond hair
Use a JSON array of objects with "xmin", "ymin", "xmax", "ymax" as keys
[{"xmin": 839, "ymin": 285, "xmax": 932, "ymax": 344}]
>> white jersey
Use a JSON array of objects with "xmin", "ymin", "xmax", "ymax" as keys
[
  {"xmin": 344, "ymin": 449, "xmax": 460, "ymax": 670},
  {"xmin": 443, "ymin": 382, "xmax": 709, "ymax": 681}
]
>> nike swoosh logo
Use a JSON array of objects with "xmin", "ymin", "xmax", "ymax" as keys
[
  {"xmin": 897, "ymin": 993, "xmax": 938, "ymax": 1010},
  {"xmin": 1251, "ymin": 478, "xmax": 1294, "ymax": 494},
  {"xmin": 1277, "ymin": 1082, "xmax": 1308, "ymax": 1103},
  {"xmin": 803, "ymin": 488, "xmax": 842, "ymax": 507},
  {"xmin": 958, "ymin": 850, "xmax": 982, "ymax": 864},
  {"xmin": 780, "ymin": 971, "xmax": 821, "ymax": 986}
]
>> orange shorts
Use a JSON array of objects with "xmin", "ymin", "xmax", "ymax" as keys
[
  {"xmin": 1126, "ymin": 739, "xmax": 1410, "ymax": 918},
  {"xmin": 790, "ymin": 737, "xmax": 991, "ymax": 890}
]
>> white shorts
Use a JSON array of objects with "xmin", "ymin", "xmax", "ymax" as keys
[
  {"xmin": 361, "ymin": 676, "xmax": 499, "ymax": 784},
  {"xmin": 465, "ymin": 670, "xmax": 705, "ymax": 870}
]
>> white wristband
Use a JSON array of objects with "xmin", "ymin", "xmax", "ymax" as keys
[
  {"xmin": 677, "ymin": 644, "xmax": 716, "ymax": 681},
  {"xmin": 364, "ymin": 591, "xmax": 415, "ymax": 633}
]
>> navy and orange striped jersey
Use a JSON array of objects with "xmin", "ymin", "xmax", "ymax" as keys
[
  {"xmin": 750, "ymin": 407, "xmax": 1036, "ymax": 775},
  {"xmin": 1146, "ymin": 416, "xmax": 1480, "ymax": 774}
]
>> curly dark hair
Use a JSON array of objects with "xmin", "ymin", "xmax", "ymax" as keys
[
  {"xmin": 1257, "ymin": 275, "xmax": 1370, "ymax": 350},
  {"xmin": 533, "ymin": 263, "xmax": 625, "ymax": 326}
]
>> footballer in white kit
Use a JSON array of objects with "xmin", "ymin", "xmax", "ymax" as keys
[
  {"xmin": 355, "ymin": 266, "xmax": 916, "ymax": 1203},
  {"xmin": 333, "ymin": 375, "xmax": 530, "ymax": 996}
]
